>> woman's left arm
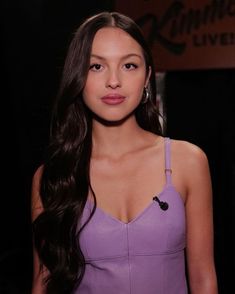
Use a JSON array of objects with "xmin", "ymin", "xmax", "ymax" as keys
[{"xmin": 184, "ymin": 145, "xmax": 218, "ymax": 294}]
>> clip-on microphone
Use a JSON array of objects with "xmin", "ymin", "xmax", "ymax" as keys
[{"xmin": 153, "ymin": 196, "xmax": 169, "ymax": 211}]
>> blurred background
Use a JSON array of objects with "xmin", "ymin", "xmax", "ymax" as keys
[{"xmin": 2, "ymin": 0, "xmax": 235, "ymax": 293}]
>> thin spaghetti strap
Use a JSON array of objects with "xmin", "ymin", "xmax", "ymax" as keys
[{"xmin": 164, "ymin": 137, "xmax": 172, "ymax": 185}]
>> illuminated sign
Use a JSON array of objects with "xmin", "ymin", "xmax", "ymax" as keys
[{"xmin": 115, "ymin": 0, "xmax": 235, "ymax": 71}]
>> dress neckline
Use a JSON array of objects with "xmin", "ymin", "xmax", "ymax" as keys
[
  {"xmin": 86, "ymin": 184, "xmax": 175, "ymax": 225},
  {"xmin": 86, "ymin": 137, "xmax": 174, "ymax": 225}
]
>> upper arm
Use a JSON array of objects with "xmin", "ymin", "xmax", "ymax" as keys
[
  {"xmin": 31, "ymin": 165, "xmax": 44, "ymax": 221},
  {"xmin": 182, "ymin": 144, "xmax": 217, "ymax": 293},
  {"xmin": 31, "ymin": 165, "xmax": 47, "ymax": 293}
]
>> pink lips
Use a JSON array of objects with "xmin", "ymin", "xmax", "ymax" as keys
[{"xmin": 101, "ymin": 94, "xmax": 126, "ymax": 105}]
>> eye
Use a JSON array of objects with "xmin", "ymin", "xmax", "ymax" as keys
[
  {"xmin": 89, "ymin": 63, "xmax": 103, "ymax": 71},
  {"xmin": 124, "ymin": 63, "xmax": 138, "ymax": 70}
]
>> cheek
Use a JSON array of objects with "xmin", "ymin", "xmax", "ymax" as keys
[
  {"xmin": 83, "ymin": 76, "xmax": 94, "ymax": 94},
  {"xmin": 83, "ymin": 78, "xmax": 96, "ymax": 103},
  {"xmin": 129, "ymin": 78, "xmax": 146, "ymax": 99},
  {"xmin": 82, "ymin": 92, "xmax": 93, "ymax": 110}
]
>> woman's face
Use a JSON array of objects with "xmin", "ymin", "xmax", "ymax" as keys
[{"xmin": 83, "ymin": 27, "xmax": 151, "ymax": 123}]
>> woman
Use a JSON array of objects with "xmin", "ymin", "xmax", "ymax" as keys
[{"xmin": 31, "ymin": 11, "xmax": 218, "ymax": 294}]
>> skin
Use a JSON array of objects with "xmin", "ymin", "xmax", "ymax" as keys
[
  {"xmin": 83, "ymin": 27, "xmax": 151, "ymax": 123},
  {"xmin": 31, "ymin": 27, "xmax": 218, "ymax": 293},
  {"xmin": 31, "ymin": 166, "xmax": 46, "ymax": 294}
]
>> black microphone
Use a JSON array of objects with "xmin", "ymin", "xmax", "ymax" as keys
[{"xmin": 153, "ymin": 196, "xmax": 169, "ymax": 211}]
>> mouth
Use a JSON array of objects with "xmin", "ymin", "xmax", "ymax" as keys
[{"xmin": 101, "ymin": 94, "xmax": 126, "ymax": 105}]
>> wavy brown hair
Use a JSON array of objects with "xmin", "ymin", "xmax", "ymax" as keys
[{"xmin": 33, "ymin": 11, "xmax": 163, "ymax": 293}]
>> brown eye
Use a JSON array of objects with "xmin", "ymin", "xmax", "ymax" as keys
[
  {"xmin": 90, "ymin": 64, "xmax": 103, "ymax": 71},
  {"xmin": 124, "ymin": 63, "xmax": 138, "ymax": 70}
]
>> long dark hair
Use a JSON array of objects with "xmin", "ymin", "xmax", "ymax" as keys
[{"xmin": 33, "ymin": 11, "xmax": 163, "ymax": 293}]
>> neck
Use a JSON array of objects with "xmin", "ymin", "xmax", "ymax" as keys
[{"xmin": 91, "ymin": 115, "xmax": 148, "ymax": 159}]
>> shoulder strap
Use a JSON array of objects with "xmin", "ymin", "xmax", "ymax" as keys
[{"xmin": 164, "ymin": 137, "xmax": 172, "ymax": 185}]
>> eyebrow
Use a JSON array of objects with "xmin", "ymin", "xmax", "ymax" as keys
[{"xmin": 90, "ymin": 53, "xmax": 143, "ymax": 60}]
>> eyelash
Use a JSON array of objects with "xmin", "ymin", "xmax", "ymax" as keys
[
  {"xmin": 124, "ymin": 63, "xmax": 138, "ymax": 70},
  {"xmin": 89, "ymin": 64, "xmax": 103, "ymax": 71},
  {"xmin": 89, "ymin": 63, "xmax": 138, "ymax": 71}
]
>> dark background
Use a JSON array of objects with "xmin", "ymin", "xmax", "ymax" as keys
[{"xmin": 2, "ymin": 1, "xmax": 235, "ymax": 293}]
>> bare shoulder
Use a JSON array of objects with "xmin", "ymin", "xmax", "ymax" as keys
[
  {"xmin": 169, "ymin": 139, "xmax": 211, "ymax": 197},
  {"xmin": 170, "ymin": 139, "xmax": 209, "ymax": 169},
  {"xmin": 31, "ymin": 165, "xmax": 44, "ymax": 220}
]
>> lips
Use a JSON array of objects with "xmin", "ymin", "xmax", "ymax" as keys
[{"xmin": 101, "ymin": 94, "xmax": 126, "ymax": 105}]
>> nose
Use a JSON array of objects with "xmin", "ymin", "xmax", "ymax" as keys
[{"xmin": 106, "ymin": 69, "xmax": 121, "ymax": 89}]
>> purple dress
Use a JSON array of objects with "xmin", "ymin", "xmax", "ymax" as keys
[{"xmin": 76, "ymin": 138, "xmax": 188, "ymax": 293}]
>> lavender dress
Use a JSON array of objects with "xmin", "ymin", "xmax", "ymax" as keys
[{"xmin": 76, "ymin": 138, "xmax": 188, "ymax": 293}]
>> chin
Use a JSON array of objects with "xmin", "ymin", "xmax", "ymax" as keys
[{"xmin": 93, "ymin": 112, "xmax": 134, "ymax": 126}]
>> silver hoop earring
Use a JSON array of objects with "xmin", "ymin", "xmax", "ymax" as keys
[{"xmin": 142, "ymin": 87, "xmax": 150, "ymax": 104}]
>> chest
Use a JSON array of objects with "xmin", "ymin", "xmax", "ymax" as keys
[
  {"xmin": 79, "ymin": 185, "xmax": 186, "ymax": 261},
  {"xmin": 89, "ymin": 154, "xmax": 166, "ymax": 223}
]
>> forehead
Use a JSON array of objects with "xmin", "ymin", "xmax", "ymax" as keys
[{"xmin": 91, "ymin": 27, "xmax": 144, "ymax": 57}]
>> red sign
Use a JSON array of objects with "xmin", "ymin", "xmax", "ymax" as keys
[{"xmin": 114, "ymin": 0, "xmax": 235, "ymax": 71}]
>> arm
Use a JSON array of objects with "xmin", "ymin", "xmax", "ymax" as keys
[
  {"xmin": 31, "ymin": 166, "xmax": 48, "ymax": 294},
  {"xmin": 184, "ymin": 144, "xmax": 218, "ymax": 293}
]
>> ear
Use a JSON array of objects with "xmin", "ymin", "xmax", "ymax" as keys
[{"xmin": 145, "ymin": 66, "xmax": 152, "ymax": 87}]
